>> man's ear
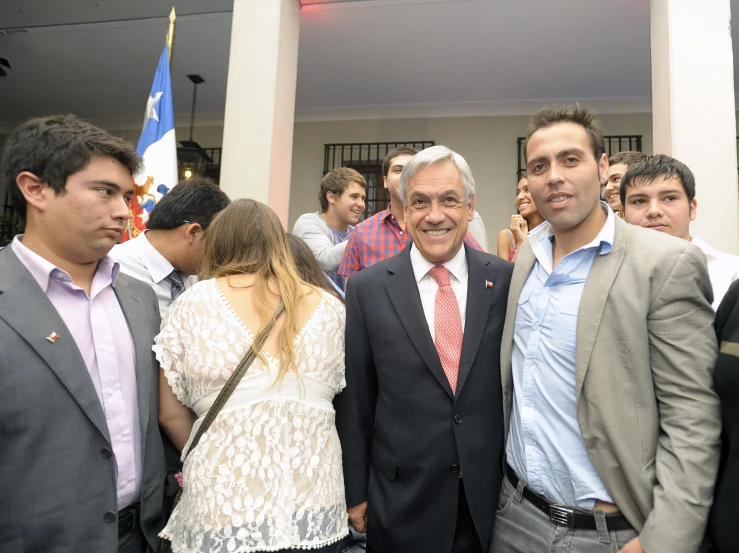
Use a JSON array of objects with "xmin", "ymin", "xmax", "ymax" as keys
[
  {"xmin": 185, "ymin": 222, "xmax": 203, "ymax": 244},
  {"xmin": 598, "ymin": 153, "xmax": 609, "ymax": 185},
  {"xmin": 383, "ymin": 175, "xmax": 388, "ymax": 190},
  {"xmin": 689, "ymin": 198, "xmax": 698, "ymax": 222},
  {"xmin": 16, "ymin": 172, "xmax": 51, "ymax": 212},
  {"xmin": 326, "ymin": 191, "xmax": 336, "ymax": 206}
]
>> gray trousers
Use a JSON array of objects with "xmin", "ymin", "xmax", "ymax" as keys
[{"xmin": 490, "ymin": 475, "xmax": 638, "ymax": 553}]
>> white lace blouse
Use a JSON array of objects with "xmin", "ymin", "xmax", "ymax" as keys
[{"xmin": 153, "ymin": 279, "xmax": 348, "ymax": 552}]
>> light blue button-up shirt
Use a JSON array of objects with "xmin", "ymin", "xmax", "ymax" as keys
[{"xmin": 506, "ymin": 204, "xmax": 615, "ymax": 509}]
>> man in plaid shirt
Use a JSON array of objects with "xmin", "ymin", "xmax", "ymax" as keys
[{"xmin": 339, "ymin": 146, "xmax": 482, "ymax": 279}]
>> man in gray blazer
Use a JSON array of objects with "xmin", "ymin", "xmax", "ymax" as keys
[
  {"xmin": 491, "ymin": 105, "xmax": 720, "ymax": 553},
  {"xmin": 0, "ymin": 115, "xmax": 167, "ymax": 552}
]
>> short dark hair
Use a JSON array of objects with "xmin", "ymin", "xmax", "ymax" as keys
[
  {"xmin": 620, "ymin": 154, "xmax": 696, "ymax": 208},
  {"xmin": 1, "ymin": 114, "xmax": 141, "ymax": 221},
  {"xmin": 382, "ymin": 146, "xmax": 418, "ymax": 178},
  {"xmin": 147, "ymin": 178, "xmax": 230, "ymax": 231},
  {"xmin": 608, "ymin": 151, "xmax": 647, "ymax": 168},
  {"xmin": 525, "ymin": 104, "xmax": 605, "ymax": 162},
  {"xmin": 318, "ymin": 167, "xmax": 366, "ymax": 213}
]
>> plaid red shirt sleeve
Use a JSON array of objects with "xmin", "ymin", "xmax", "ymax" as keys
[
  {"xmin": 338, "ymin": 228, "xmax": 362, "ymax": 277},
  {"xmin": 463, "ymin": 232, "xmax": 482, "ymax": 251}
]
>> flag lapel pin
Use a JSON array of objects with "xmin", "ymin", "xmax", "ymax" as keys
[
  {"xmin": 485, "ymin": 280, "xmax": 493, "ymax": 289},
  {"xmin": 46, "ymin": 332, "xmax": 59, "ymax": 344}
]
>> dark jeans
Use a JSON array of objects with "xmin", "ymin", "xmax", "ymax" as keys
[{"xmin": 118, "ymin": 524, "xmax": 147, "ymax": 553}]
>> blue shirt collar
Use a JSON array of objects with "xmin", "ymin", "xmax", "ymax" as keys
[{"xmin": 527, "ymin": 202, "xmax": 615, "ymax": 274}]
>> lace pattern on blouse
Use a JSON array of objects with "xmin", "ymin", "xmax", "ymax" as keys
[{"xmin": 153, "ymin": 279, "xmax": 348, "ymax": 552}]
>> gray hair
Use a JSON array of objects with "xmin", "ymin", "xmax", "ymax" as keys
[{"xmin": 398, "ymin": 145, "xmax": 475, "ymax": 205}]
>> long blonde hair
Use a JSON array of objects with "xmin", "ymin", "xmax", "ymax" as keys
[{"xmin": 200, "ymin": 199, "xmax": 306, "ymax": 381}]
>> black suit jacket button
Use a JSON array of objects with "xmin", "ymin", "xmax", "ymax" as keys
[
  {"xmin": 100, "ymin": 448, "xmax": 112, "ymax": 459},
  {"xmin": 450, "ymin": 464, "xmax": 460, "ymax": 474},
  {"xmin": 103, "ymin": 511, "xmax": 116, "ymax": 523},
  {"xmin": 454, "ymin": 414, "xmax": 463, "ymax": 424}
]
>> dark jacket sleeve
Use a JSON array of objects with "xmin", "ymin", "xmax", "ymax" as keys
[{"xmin": 334, "ymin": 276, "xmax": 378, "ymax": 507}]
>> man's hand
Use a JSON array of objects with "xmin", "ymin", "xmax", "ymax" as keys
[
  {"xmin": 348, "ymin": 501, "xmax": 368, "ymax": 533},
  {"xmin": 619, "ymin": 537, "xmax": 645, "ymax": 553}
]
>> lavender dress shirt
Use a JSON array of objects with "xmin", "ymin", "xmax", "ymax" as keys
[{"xmin": 12, "ymin": 236, "xmax": 141, "ymax": 509}]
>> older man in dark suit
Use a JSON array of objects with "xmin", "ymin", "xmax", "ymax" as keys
[
  {"xmin": 0, "ymin": 115, "xmax": 166, "ymax": 552},
  {"xmin": 335, "ymin": 145, "xmax": 513, "ymax": 553}
]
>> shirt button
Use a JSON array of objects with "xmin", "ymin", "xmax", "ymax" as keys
[
  {"xmin": 120, "ymin": 480, "xmax": 128, "ymax": 488},
  {"xmin": 526, "ymin": 359, "xmax": 534, "ymax": 367},
  {"xmin": 103, "ymin": 511, "xmax": 116, "ymax": 523},
  {"xmin": 116, "ymin": 434, "xmax": 123, "ymax": 442},
  {"xmin": 545, "ymin": 287, "xmax": 551, "ymax": 293},
  {"xmin": 454, "ymin": 414, "xmax": 463, "ymax": 424},
  {"xmin": 107, "ymin": 388, "xmax": 114, "ymax": 396},
  {"xmin": 101, "ymin": 345, "xmax": 107, "ymax": 351},
  {"xmin": 100, "ymin": 448, "xmax": 112, "ymax": 459},
  {"xmin": 526, "ymin": 439, "xmax": 534, "ymax": 446},
  {"xmin": 533, "ymin": 321, "xmax": 540, "ymax": 330},
  {"xmin": 399, "ymin": 231, "xmax": 404, "ymax": 235}
]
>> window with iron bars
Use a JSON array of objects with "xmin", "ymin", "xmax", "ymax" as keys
[
  {"xmin": 323, "ymin": 141, "xmax": 435, "ymax": 218},
  {"xmin": 516, "ymin": 135, "xmax": 644, "ymax": 179}
]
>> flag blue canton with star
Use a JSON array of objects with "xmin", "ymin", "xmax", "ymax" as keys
[{"xmin": 123, "ymin": 44, "xmax": 178, "ymax": 241}]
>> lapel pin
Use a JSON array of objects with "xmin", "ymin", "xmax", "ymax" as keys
[
  {"xmin": 46, "ymin": 332, "xmax": 59, "ymax": 344},
  {"xmin": 485, "ymin": 280, "xmax": 493, "ymax": 289}
]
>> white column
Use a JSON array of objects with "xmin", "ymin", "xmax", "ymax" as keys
[
  {"xmin": 650, "ymin": 0, "xmax": 739, "ymax": 254},
  {"xmin": 220, "ymin": 0, "xmax": 300, "ymax": 226}
]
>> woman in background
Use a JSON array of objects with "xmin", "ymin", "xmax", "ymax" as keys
[
  {"xmin": 497, "ymin": 175, "xmax": 545, "ymax": 262},
  {"xmin": 157, "ymin": 199, "xmax": 347, "ymax": 553}
]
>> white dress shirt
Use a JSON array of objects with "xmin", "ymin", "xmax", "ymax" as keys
[
  {"xmin": 109, "ymin": 231, "xmax": 196, "ymax": 318},
  {"xmin": 691, "ymin": 236, "xmax": 739, "ymax": 310},
  {"xmin": 410, "ymin": 243, "xmax": 468, "ymax": 338}
]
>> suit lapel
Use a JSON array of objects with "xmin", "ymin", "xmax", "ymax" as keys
[
  {"xmin": 386, "ymin": 249, "xmax": 455, "ymax": 400},
  {"xmin": 455, "ymin": 247, "xmax": 496, "ymax": 400},
  {"xmin": 0, "ymin": 249, "xmax": 111, "ymax": 443},
  {"xmin": 575, "ymin": 218, "xmax": 627, "ymax": 400},
  {"xmin": 500, "ymin": 242, "xmax": 536, "ymax": 427},
  {"xmin": 114, "ymin": 276, "xmax": 152, "ymax": 444}
]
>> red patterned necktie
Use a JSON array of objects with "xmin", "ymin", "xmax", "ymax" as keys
[{"xmin": 429, "ymin": 265, "xmax": 463, "ymax": 394}]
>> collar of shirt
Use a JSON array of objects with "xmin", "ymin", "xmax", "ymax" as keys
[
  {"xmin": 691, "ymin": 236, "xmax": 721, "ymax": 259},
  {"xmin": 409, "ymin": 242, "xmax": 468, "ymax": 285},
  {"xmin": 527, "ymin": 202, "xmax": 616, "ymax": 275},
  {"xmin": 134, "ymin": 230, "xmax": 176, "ymax": 284},
  {"xmin": 11, "ymin": 234, "xmax": 120, "ymax": 292}
]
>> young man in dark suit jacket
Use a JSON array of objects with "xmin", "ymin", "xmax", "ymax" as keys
[{"xmin": 0, "ymin": 115, "xmax": 167, "ymax": 552}]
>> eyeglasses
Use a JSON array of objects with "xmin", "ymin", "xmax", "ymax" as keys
[{"xmin": 183, "ymin": 220, "xmax": 207, "ymax": 231}]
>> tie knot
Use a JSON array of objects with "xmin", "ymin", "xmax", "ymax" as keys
[
  {"xmin": 429, "ymin": 265, "xmax": 451, "ymax": 287},
  {"xmin": 168, "ymin": 270, "xmax": 184, "ymax": 286}
]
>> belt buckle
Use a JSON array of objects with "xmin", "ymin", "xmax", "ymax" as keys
[{"xmin": 549, "ymin": 505, "xmax": 575, "ymax": 528}]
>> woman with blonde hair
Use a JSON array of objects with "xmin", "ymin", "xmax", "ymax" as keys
[
  {"xmin": 156, "ymin": 199, "xmax": 348, "ymax": 553},
  {"xmin": 496, "ymin": 175, "xmax": 545, "ymax": 262}
]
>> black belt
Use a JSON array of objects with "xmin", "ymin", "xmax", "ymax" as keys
[
  {"xmin": 118, "ymin": 502, "xmax": 140, "ymax": 539},
  {"xmin": 505, "ymin": 465, "xmax": 633, "ymax": 531}
]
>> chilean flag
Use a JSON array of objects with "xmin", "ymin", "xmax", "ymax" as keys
[{"xmin": 123, "ymin": 44, "xmax": 177, "ymax": 242}]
